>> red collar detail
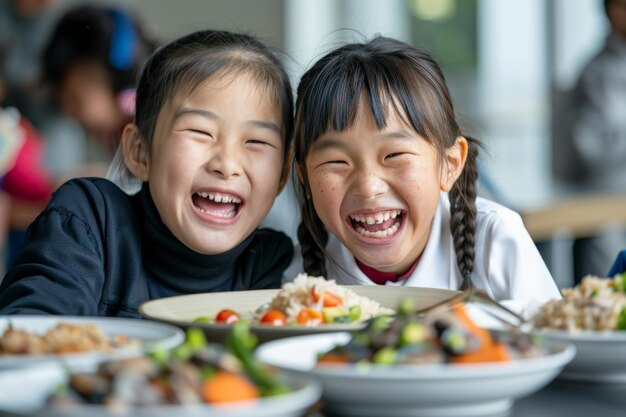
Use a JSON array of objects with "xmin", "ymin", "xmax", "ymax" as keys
[{"xmin": 355, "ymin": 255, "xmax": 421, "ymax": 285}]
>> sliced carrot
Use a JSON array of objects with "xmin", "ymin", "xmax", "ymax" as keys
[
  {"xmin": 201, "ymin": 371, "xmax": 260, "ymax": 403},
  {"xmin": 451, "ymin": 341, "xmax": 509, "ymax": 363},
  {"xmin": 311, "ymin": 287, "xmax": 343, "ymax": 307},
  {"xmin": 317, "ymin": 352, "xmax": 350, "ymax": 365},
  {"xmin": 451, "ymin": 302, "xmax": 492, "ymax": 344},
  {"xmin": 296, "ymin": 308, "xmax": 323, "ymax": 326},
  {"xmin": 449, "ymin": 302, "xmax": 510, "ymax": 364}
]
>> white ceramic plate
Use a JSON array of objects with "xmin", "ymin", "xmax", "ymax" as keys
[
  {"xmin": 0, "ymin": 316, "xmax": 185, "ymax": 372},
  {"xmin": 140, "ymin": 286, "xmax": 459, "ymax": 344},
  {"xmin": 532, "ymin": 330, "xmax": 626, "ymax": 383},
  {"xmin": 0, "ymin": 361, "xmax": 321, "ymax": 417},
  {"xmin": 493, "ymin": 300, "xmax": 626, "ymax": 383},
  {"xmin": 257, "ymin": 332, "xmax": 575, "ymax": 417}
]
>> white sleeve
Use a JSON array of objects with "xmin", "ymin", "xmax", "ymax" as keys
[{"xmin": 479, "ymin": 209, "xmax": 562, "ymax": 302}]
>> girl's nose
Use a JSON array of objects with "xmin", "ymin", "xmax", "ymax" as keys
[
  {"xmin": 351, "ymin": 168, "xmax": 388, "ymax": 200},
  {"xmin": 206, "ymin": 142, "xmax": 243, "ymax": 178}
]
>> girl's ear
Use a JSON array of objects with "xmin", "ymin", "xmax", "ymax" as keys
[
  {"xmin": 440, "ymin": 136, "xmax": 468, "ymax": 192},
  {"xmin": 122, "ymin": 123, "xmax": 149, "ymax": 181}
]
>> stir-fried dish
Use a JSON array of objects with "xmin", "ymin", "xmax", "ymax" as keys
[
  {"xmin": 318, "ymin": 297, "xmax": 545, "ymax": 366},
  {"xmin": 195, "ymin": 274, "xmax": 394, "ymax": 327},
  {"xmin": 0, "ymin": 323, "xmax": 131, "ymax": 355},
  {"xmin": 533, "ymin": 273, "xmax": 626, "ymax": 332},
  {"xmin": 47, "ymin": 325, "xmax": 290, "ymax": 411}
]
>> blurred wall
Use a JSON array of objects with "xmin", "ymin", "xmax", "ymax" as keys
[{"xmin": 106, "ymin": 0, "xmax": 285, "ymax": 47}]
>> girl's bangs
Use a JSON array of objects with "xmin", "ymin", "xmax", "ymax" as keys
[{"xmin": 303, "ymin": 60, "xmax": 424, "ymax": 143}]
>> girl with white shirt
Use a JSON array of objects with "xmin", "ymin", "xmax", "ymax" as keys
[{"xmin": 287, "ymin": 36, "xmax": 561, "ymax": 302}]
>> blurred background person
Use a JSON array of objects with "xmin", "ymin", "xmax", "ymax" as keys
[
  {"xmin": 0, "ymin": 0, "xmax": 84, "ymax": 183},
  {"xmin": 0, "ymin": 69, "xmax": 55, "ymax": 274},
  {"xmin": 0, "ymin": 0, "xmax": 68, "ymax": 124},
  {"xmin": 42, "ymin": 3, "xmax": 157, "ymax": 182},
  {"xmin": 1, "ymin": 3, "xmax": 156, "ymax": 272},
  {"xmin": 554, "ymin": 0, "xmax": 626, "ymax": 280}
]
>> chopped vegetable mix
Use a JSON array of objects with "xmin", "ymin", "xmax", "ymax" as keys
[
  {"xmin": 318, "ymin": 298, "xmax": 545, "ymax": 366},
  {"xmin": 46, "ymin": 324, "xmax": 290, "ymax": 410},
  {"xmin": 193, "ymin": 275, "xmax": 394, "ymax": 327}
]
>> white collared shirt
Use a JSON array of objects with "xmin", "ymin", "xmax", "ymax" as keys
[{"xmin": 285, "ymin": 193, "xmax": 562, "ymax": 303}]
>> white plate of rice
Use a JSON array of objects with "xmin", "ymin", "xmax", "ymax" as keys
[{"xmin": 140, "ymin": 275, "xmax": 459, "ymax": 344}]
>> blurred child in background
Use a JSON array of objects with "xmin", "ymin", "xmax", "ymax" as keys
[
  {"xmin": 42, "ymin": 4, "xmax": 156, "ymax": 178},
  {"xmin": 0, "ymin": 57, "xmax": 55, "ymax": 273}
]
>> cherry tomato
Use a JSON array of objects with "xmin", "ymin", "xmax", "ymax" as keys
[
  {"xmin": 296, "ymin": 308, "xmax": 323, "ymax": 326},
  {"xmin": 259, "ymin": 310, "xmax": 287, "ymax": 326},
  {"xmin": 311, "ymin": 287, "xmax": 343, "ymax": 307},
  {"xmin": 215, "ymin": 309, "xmax": 240, "ymax": 324}
]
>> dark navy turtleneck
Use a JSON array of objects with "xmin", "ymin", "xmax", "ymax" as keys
[{"xmin": 0, "ymin": 178, "xmax": 293, "ymax": 317}]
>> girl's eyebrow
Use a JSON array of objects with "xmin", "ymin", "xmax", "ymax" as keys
[
  {"xmin": 175, "ymin": 108, "xmax": 219, "ymax": 121},
  {"xmin": 246, "ymin": 120, "xmax": 281, "ymax": 134},
  {"xmin": 310, "ymin": 137, "xmax": 347, "ymax": 153},
  {"xmin": 312, "ymin": 129, "xmax": 415, "ymax": 152},
  {"xmin": 175, "ymin": 108, "xmax": 280, "ymax": 133},
  {"xmin": 379, "ymin": 130, "xmax": 415, "ymax": 140}
]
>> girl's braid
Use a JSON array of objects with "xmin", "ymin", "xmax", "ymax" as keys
[
  {"xmin": 449, "ymin": 136, "xmax": 479, "ymax": 289},
  {"xmin": 297, "ymin": 198, "xmax": 329, "ymax": 278}
]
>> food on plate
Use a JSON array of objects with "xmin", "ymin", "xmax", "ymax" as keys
[
  {"xmin": 532, "ymin": 273, "xmax": 626, "ymax": 333},
  {"xmin": 0, "ymin": 322, "xmax": 131, "ymax": 355},
  {"xmin": 317, "ymin": 297, "xmax": 545, "ymax": 366},
  {"xmin": 194, "ymin": 274, "xmax": 394, "ymax": 327},
  {"xmin": 46, "ymin": 324, "xmax": 290, "ymax": 410},
  {"xmin": 264, "ymin": 274, "xmax": 394, "ymax": 325}
]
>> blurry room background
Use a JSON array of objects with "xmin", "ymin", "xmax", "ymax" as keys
[{"xmin": 1, "ymin": 0, "xmax": 623, "ymax": 286}]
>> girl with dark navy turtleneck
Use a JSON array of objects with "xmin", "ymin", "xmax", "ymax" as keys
[{"xmin": 0, "ymin": 29, "xmax": 295, "ymax": 317}]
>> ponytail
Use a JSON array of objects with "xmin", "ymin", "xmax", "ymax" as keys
[{"xmin": 449, "ymin": 135, "xmax": 480, "ymax": 289}]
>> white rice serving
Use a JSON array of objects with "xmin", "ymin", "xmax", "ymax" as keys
[{"xmin": 266, "ymin": 274, "xmax": 394, "ymax": 323}]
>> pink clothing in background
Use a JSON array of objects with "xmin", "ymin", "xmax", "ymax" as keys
[{"xmin": 2, "ymin": 117, "xmax": 55, "ymax": 203}]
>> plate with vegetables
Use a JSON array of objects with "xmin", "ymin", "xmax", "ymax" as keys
[
  {"xmin": 140, "ymin": 274, "xmax": 459, "ymax": 343},
  {"xmin": 529, "ymin": 273, "xmax": 626, "ymax": 382},
  {"xmin": 257, "ymin": 296, "xmax": 575, "ymax": 417},
  {"xmin": 0, "ymin": 325, "xmax": 321, "ymax": 417}
]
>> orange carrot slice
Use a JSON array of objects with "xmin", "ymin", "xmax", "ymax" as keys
[{"xmin": 201, "ymin": 371, "xmax": 260, "ymax": 403}]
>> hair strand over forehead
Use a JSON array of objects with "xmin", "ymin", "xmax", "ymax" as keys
[{"xmin": 134, "ymin": 30, "xmax": 293, "ymax": 163}]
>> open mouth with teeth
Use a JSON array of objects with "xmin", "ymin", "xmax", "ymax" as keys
[
  {"xmin": 192, "ymin": 191, "xmax": 242, "ymax": 219},
  {"xmin": 348, "ymin": 209, "xmax": 404, "ymax": 239}
]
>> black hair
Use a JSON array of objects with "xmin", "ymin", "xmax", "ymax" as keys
[
  {"xmin": 604, "ymin": 0, "xmax": 626, "ymax": 15},
  {"xmin": 137, "ymin": 29, "xmax": 293, "ymax": 162},
  {"xmin": 42, "ymin": 4, "xmax": 155, "ymax": 94},
  {"xmin": 110, "ymin": 29, "xmax": 293, "ymax": 190},
  {"xmin": 294, "ymin": 36, "xmax": 480, "ymax": 289}
]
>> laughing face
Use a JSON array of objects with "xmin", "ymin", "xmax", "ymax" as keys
[
  {"xmin": 128, "ymin": 72, "xmax": 286, "ymax": 255},
  {"xmin": 304, "ymin": 100, "xmax": 465, "ymax": 275}
]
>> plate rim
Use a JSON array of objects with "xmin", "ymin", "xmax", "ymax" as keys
[
  {"xmin": 0, "ymin": 315, "xmax": 185, "ymax": 367},
  {"xmin": 138, "ymin": 286, "xmax": 459, "ymax": 333},
  {"xmin": 533, "ymin": 328, "xmax": 626, "ymax": 343},
  {"xmin": 256, "ymin": 331, "xmax": 577, "ymax": 381}
]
